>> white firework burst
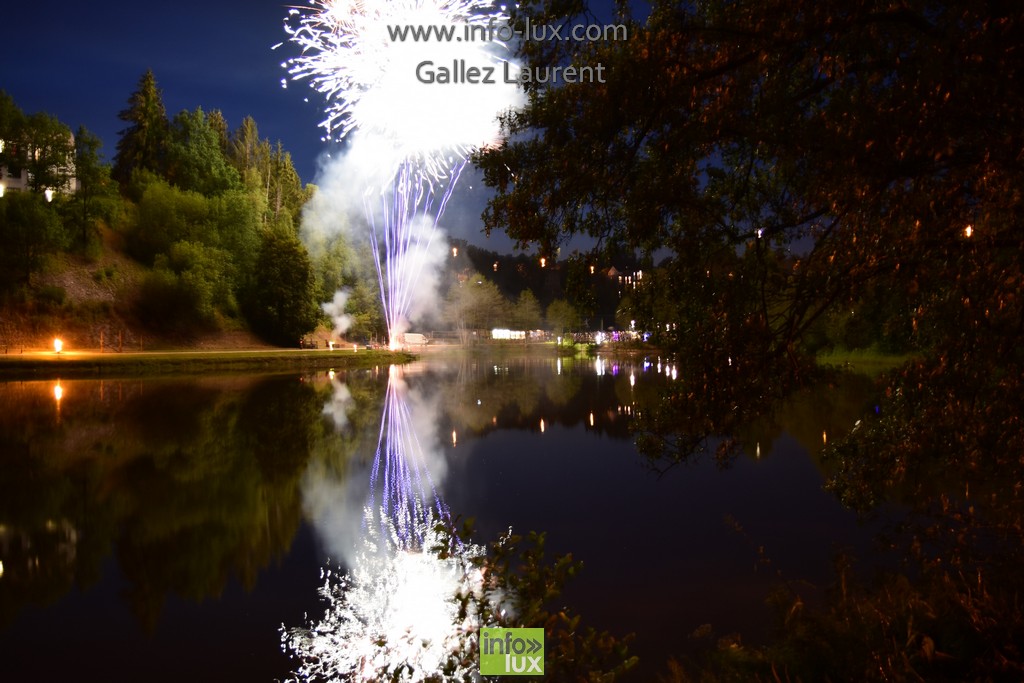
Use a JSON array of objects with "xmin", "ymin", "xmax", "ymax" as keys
[
  {"xmin": 283, "ymin": 0, "xmax": 520, "ymax": 181},
  {"xmin": 282, "ymin": 511, "xmax": 488, "ymax": 682}
]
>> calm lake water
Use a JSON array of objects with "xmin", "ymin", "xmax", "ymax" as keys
[{"xmin": 0, "ymin": 355, "xmax": 886, "ymax": 681}]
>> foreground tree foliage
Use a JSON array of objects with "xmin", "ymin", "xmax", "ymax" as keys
[
  {"xmin": 480, "ymin": 0, "xmax": 1023, "ymax": 463},
  {"xmin": 477, "ymin": 0, "xmax": 1024, "ymax": 679},
  {"xmin": 478, "ymin": 0, "xmax": 1022, "ymax": 382}
]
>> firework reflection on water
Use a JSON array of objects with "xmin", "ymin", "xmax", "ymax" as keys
[{"xmin": 284, "ymin": 367, "xmax": 491, "ymax": 681}]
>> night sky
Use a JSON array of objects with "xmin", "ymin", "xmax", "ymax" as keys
[
  {"xmin": 3, "ymin": 0, "xmax": 543, "ymax": 249},
  {"xmin": 5, "ymin": 2, "xmax": 321, "ymax": 177}
]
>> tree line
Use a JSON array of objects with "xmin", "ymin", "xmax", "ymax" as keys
[
  {"xmin": 0, "ymin": 71, "xmax": 335, "ymax": 344},
  {"xmin": 1, "ymin": 71, "xmax": 606, "ymax": 347}
]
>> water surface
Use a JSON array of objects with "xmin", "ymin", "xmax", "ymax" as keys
[{"xmin": 0, "ymin": 357, "xmax": 882, "ymax": 680}]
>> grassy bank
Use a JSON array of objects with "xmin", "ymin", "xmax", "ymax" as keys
[
  {"xmin": 816, "ymin": 347, "xmax": 916, "ymax": 375},
  {"xmin": 0, "ymin": 348, "xmax": 414, "ymax": 380}
]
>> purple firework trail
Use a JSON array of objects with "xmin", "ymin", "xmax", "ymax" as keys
[
  {"xmin": 367, "ymin": 367, "xmax": 451, "ymax": 548},
  {"xmin": 365, "ymin": 160, "xmax": 467, "ymax": 350}
]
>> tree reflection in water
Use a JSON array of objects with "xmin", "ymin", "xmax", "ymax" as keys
[
  {"xmin": 0, "ymin": 375, "xmax": 323, "ymax": 631},
  {"xmin": 632, "ymin": 349, "xmax": 1024, "ymax": 681}
]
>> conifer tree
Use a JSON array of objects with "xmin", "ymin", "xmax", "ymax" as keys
[{"xmin": 113, "ymin": 69, "xmax": 168, "ymax": 185}]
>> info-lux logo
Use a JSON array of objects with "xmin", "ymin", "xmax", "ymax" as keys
[{"xmin": 479, "ymin": 627, "xmax": 545, "ymax": 676}]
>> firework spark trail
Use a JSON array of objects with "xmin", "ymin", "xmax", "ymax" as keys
[
  {"xmin": 366, "ymin": 160, "xmax": 468, "ymax": 345},
  {"xmin": 283, "ymin": 0, "xmax": 522, "ymax": 347},
  {"xmin": 367, "ymin": 367, "xmax": 450, "ymax": 547}
]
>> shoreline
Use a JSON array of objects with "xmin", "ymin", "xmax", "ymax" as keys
[{"xmin": 0, "ymin": 348, "xmax": 415, "ymax": 380}]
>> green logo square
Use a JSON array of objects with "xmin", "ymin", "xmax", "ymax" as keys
[{"xmin": 479, "ymin": 627, "xmax": 545, "ymax": 675}]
